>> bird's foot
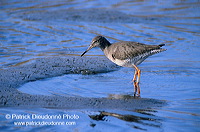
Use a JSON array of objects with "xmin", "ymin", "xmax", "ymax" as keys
[{"xmin": 133, "ymin": 93, "xmax": 141, "ymax": 98}]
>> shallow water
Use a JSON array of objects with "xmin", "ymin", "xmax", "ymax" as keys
[{"xmin": 1, "ymin": 0, "xmax": 200, "ymax": 131}]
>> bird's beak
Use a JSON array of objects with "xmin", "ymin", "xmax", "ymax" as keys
[{"xmin": 81, "ymin": 45, "xmax": 94, "ymax": 57}]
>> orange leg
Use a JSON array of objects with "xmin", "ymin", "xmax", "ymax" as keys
[
  {"xmin": 132, "ymin": 70, "xmax": 138, "ymax": 93},
  {"xmin": 133, "ymin": 65, "xmax": 141, "ymax": 96},
  {"xmin": 133, "ymin": 70, "xmax": 137, "ymax": 83},
  {"xmin": 137, "ymin": 69, "xmax": 141, "ymax": 95},
  {"xmin": 132, "ymin": 71, "xmax": 137, "ymax": 95}
]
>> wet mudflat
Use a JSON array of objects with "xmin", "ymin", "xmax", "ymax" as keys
[{"xmin": 0, "ymin": 0, "xmax": 200, "ymax": 131}]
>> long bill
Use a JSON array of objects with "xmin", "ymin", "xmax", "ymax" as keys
[{"xmin": 80, "ymin": 45, "xmax": 93, "ymax": 57}]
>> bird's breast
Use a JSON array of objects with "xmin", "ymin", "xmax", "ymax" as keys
[{"xmin": 105, "ymin": 53, "xmax": 135, "ymax": 67}]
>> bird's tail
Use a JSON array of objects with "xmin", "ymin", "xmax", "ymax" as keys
[
  {"xmin": 159, "ymin": 44, "xmax": 165, "ymax": 47},
  {"xmin": 158, "ymin": 44, "xmax": 166, "ymax": 52}
]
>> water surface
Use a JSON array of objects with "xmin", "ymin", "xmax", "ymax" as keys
[{"xmin": 0, "ymin": 0, "xmax": 200, "ymax": 131}]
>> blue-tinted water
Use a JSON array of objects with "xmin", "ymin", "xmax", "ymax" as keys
[{"xmin": 0, "ymin": 0, "xmax": 200, "ymax": 131}]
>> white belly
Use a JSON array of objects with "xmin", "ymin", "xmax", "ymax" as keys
[
  {"xmin": 105, "ymin": 52, "xmax": 147, "ymax": 67},
  {"xmin": 111, "ymin": 58, "xmax": 133, "ymax": 67}
]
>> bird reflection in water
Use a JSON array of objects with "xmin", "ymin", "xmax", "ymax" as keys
[
  {"xmin": 88, "ymin": 94, "xmax": 163, "ymax": 130},
  {"xmin": 89, "ymin": 109, "xmax": 162, "ymax": 130}
]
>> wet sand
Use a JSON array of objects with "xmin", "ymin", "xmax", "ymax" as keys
[{"xmin": 0, "ymin": 56, "xmax": 165, "ymax": 109}]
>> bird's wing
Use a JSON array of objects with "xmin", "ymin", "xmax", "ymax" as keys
[{"xmin": 110, "ymin": 41, "xmax": 162, "ymax": 60}]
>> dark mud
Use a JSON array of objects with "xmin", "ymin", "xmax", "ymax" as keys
[{"xmin": 0, "ymin": 56, "xmax": 165, "ymax": 109}]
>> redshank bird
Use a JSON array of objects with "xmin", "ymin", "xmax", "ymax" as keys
[{"xmin": 81, "ymin": 36, "xmax": 166, "ymax": 96}]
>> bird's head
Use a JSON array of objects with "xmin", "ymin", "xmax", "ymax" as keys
[{"xmin": 81, "ymin": 36, "xmax": 109, "ymax": 57}]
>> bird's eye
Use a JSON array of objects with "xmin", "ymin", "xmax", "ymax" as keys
[{"xmin": 93, "ymin": 40, "xmax": 99, "ymax": 44}]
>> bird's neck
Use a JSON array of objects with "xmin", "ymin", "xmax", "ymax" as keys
[{"xmin": 99, "ymin": 40, "xmax": 111, "ymax": 51}]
